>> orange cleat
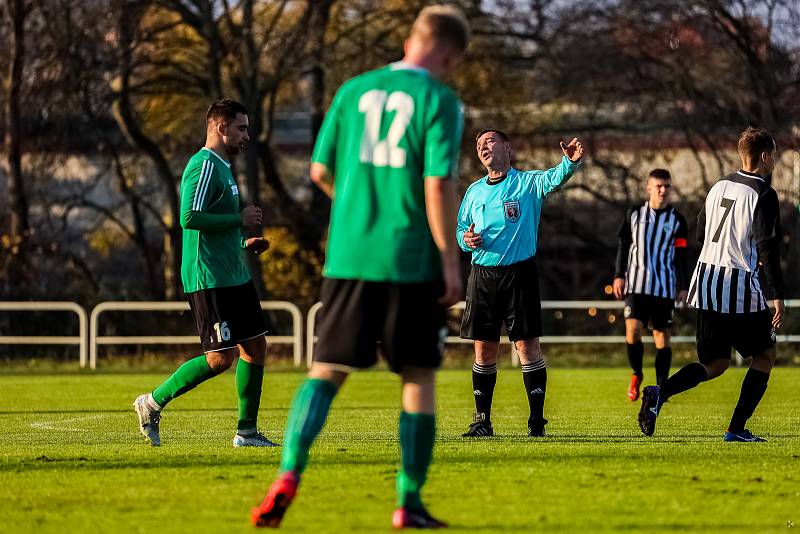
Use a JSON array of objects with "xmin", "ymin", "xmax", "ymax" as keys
[
  {"xmin": 627, "ymin": 374, "xmax": 642, "ymax": 401},
  {"xmin": 251, "ymin": 471, "xmax": 299, "ymax": 528}
]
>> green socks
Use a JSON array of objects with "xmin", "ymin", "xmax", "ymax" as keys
[
  {"xmin": 236, "ymin": 358, "xmax": 265, "ymax": 432},
  {"xmin": 151, "ymin": 354, "xmax": 218, "ymax": 408},
  {"xmin": 397, "ymin": 411, "xmax": 436, "ymax": 511},
  {"xmin": 280, "ymin": 378, "xmax": 338, "ymax": 474}
]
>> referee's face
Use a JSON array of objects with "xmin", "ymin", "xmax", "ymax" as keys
[{"xmin": 476, "ymin": 132, "xmax": 510, "ymax": 170}]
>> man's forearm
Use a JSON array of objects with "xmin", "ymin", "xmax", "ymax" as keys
[
  {"xmin": 181, "ymin": 210, "xmax": 241, "ymax": 232},
  {"xmin": 614, "ymin": 238, "xmax": 630, "ymax": 278},
  {"xmin": 758, "ymin": 240, "xmax": 784, "ymax": 299},
  {"xmin": 310, "ymin": 162, "xmax": 334, "ymax": 198},
  {"xmin": 425, "ymin": 178, "xmax": 460, "ymax": 267}
]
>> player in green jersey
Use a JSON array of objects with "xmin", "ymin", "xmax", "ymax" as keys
[
  {"xmin": 133, "ymin": 100, "xmax": 275, "ymax": 448},
  {"xmin": 251, "ymin": 5, "xmax": 469, "ymax": 529}
]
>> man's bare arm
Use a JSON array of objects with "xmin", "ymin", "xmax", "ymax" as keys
[
  {"xmin": 424, "ymin": 178, "xmax": 463, "ymax": 307},
  {"xmin": 310, "ymin": 162, "xmax": 335, "ymax": 198}
]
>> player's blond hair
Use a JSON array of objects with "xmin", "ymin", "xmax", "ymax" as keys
[{"xmin": 410, "ymin": 4, "xmax": 470, "ymax": 51}]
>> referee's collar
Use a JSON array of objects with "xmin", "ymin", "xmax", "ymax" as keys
[{"xmin": 486, "ymin": 167, "xmax": 515, "ymax": 186}]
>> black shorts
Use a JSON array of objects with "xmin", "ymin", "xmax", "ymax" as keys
[
  {"xmin": 696, "ymin": 309, "xmax": 775, "ymax": 364},
  {"xmin": 624, "ymin": 293, "xmax": 674, "ymax": 330},
  {"xmin": 187, "ymin": 280, "xmax": 269, "ymax": 353},
  {"xmin": 460, "ymin": 257, "xmax": 543, "ymax": 342},
  {"xmin": 314, "ymin": 278, "xmax": 447, "ymax": 373}
]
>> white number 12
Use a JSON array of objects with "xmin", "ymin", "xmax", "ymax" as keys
[{"xmin": 358, "ymin": 90, "xmax": 414, "ymax": 168}]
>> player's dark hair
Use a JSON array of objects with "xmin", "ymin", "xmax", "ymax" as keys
[
  {"xmin": 648, "ymin": 168, "xmax": 671, "ymax": 181},
  {"xmin": 475, "ymin": 129, "xmax": 509, "ymax": 143},
  {"xmin": 738, "ymin": 126, "xmax": 775, "ymax": 166},
  {"xmin": 206, "ymin": 99, "xmax": 248, "ymax": 125}
]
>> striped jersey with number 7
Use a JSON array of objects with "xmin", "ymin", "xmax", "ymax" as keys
[{"xmin": 687, "ymin": 169, "xmax": 784, "ymax": 313}]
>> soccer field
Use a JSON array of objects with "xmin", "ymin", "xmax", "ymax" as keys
[{"xmin": 2, "ymin": 368, "xmax": 799, "ymax": 533}]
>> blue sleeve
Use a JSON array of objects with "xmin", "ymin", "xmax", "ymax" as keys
[
  {"xmin": 531, "ymin": 156, "xmax": 581, "ymax": 198},
  {"xmin": 456, "ymin": 191, "xmax": 473, "ymax": 252}
]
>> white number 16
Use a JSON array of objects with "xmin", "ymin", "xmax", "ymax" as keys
[{"xmin": 213, "ymin": 321, "xmax": 231, "ymax": 342}]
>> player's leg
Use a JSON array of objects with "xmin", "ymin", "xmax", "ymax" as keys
[
  {"xmin": 233, "ymin": 335, "xmax": 279, "ymax": 447},
  {"xmin": 652, "ymin": 297, "xmax": 675, "ymax": 386},
  {"xmin": 623, "ymin": 295, "xmax": 646, "ymax": 400},
  {"xmin": 460, "ymin": 264, "xmax": 502, "ymax": 437},
  {"xmin": 386, "ymin": 280, "xmax": 448, "ymax": 529},
  {"xmin": 252, "ymin": 364, "xmax": 347, "ymax": 528},
  {"xmin": 252, "ymin": 278, "xmax": 378, "ymax": 527},
  {"xmin": 639, "ymin": 309, "xmax": 729, "ymax": 436},
  {"xmin": 652, "ymin": 328, "xmax": 672, "ymax": 387},
  {"xmin": 725, "ymin": 311, "xmax": 776, "ymax": 442},
  {"xmin": 515, "ymin": 338, "xmax": 547, "ymax": 436},
  {"xmin": 625, "ymin": 318, "xmax": 645, "ymax": 400},
  {"xmin": 392, "ymin": 366, "xmax": 447, "ymax": 528}
]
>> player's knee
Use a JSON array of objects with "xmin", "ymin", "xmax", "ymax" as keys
[
  {"xmin": 704, "ymin": 359, "xmax": 729, "ymax": 379},
  {"xmin": 626, "ymin": 331, "xmax": 641, "ymax": 344},
  {"xmin": 240, "ymin": 336, "xmax": 267, "ymax": 364},
  {"xmin": 207, "ymin": 349, "xmax": 237, "ymax": 372}
]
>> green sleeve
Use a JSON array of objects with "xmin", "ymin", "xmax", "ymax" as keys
[
  {"xmin": 424, "ymin": 90, "xmax": 463, "ymax": 179},
  {"xmin": 179, "ymin": 159, "xmax": 241, "ymax": 232},
  {"xmin": 311, "ymin": 87, "xmax": 345, "ymax": 170}
]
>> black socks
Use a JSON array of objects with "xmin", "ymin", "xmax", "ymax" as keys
[{"xmin": 472, "ymin": 362, "xmax": 497, "ymax": 422}]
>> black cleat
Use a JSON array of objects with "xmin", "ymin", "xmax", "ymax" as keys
[
  {"xmin": 527, "ymin": 417, "xmax": 548, "ymax": 437},
  {"xmin": 392, "ymin": 507, "xmax": 448, "ymax": 529},
  {"xmin": 462, "ymin": 413, "xmax": 493, "ymax": 437},
  {"xmin": 638, "ymin": 385, "xmax": 661, "ymax": 436}
]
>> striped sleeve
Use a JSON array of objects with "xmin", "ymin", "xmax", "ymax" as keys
[{"xmin": 179, "ymin": 158, "xmax": 239, "ymax": 231}]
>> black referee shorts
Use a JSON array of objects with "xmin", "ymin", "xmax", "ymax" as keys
[
  {"xmin": 187, "ymin": 280, "xmax": 269, "ymax": 353},
  {"xmin": 314, "ymin": 277, "xmax": 447, "ymax": 373},
  {"xmin": 460, "ymin": 256, "xmax": 543, "ymax": 342}
]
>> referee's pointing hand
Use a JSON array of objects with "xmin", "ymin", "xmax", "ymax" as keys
[{"xmin": 464, "ymin": 223, "xmax": 483, "ymax": 249}]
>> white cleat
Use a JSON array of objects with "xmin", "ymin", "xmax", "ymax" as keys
[
  {"xmin": 232, "ymin": 431, "xmax": 280, "ymax": 448},
  {"xmin": 133, "ymin": 394, "xmax": 161, "ymax": 446}
]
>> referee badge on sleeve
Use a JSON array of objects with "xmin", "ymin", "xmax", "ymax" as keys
[{"xmin": 504, "ymin": 200, "xmax": 520, "ymax": 223}]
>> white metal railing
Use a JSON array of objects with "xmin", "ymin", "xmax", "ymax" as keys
[
  {"xmin": 0, "ymin": 302, "xmax": 89, "ymax": 367},
  {"xmin": 306, "ymin": 299, "xmax": 800, "ymax": 367},
  {"xmin": 90, "ymin": 301, "xmax": 303, "ymax": 369}
]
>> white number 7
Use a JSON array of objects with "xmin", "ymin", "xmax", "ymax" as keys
[{"xmin": 359, "ymin": 89, "xmax": 414, "ymax": 168}]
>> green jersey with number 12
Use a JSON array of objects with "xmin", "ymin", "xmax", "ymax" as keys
[{"xmin": 312, "ymin": 62, "xmax": 464, "ymax": 283}]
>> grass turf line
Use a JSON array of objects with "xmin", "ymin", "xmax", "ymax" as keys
[{"xmin": 1, "ymin": 368, "xmax": 799, "ymax": 533}]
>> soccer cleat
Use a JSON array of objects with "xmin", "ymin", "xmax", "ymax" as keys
[
  {"xmin": 462, "ymin": 413, "xmax": 493, "ymax": 437},
  {"xmin": 627, "ymin": 374, "xmax": 642, "ymax": 401},
  {"xmin": 392, "ymin": 507, "xmax": 448, "ymax": 529},
  {"xmin": 527, "ymin": 417, "xmax": 548, "ymax": 437},
  {"xmin": 232, "ymin": 431, "xmax": 280, "ymax": 448},
  {"xmin": 133, "ymin": 394, "xmax": 161, "ymax": 446},
  {"xmin": 638, "ymin": 385, "xmax": 661, "ymax": 437},
  {"xmin": 724, "ymin": 429, "xmax": 767, "ymax": 442},
  {"xmin": 251, "ymin": 471, "xmax": 299, "ymax": 528}
]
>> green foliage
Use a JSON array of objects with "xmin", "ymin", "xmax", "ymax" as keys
[
  {"xmin": 2, "ymin": 369, "xmax": 799, "ymax": 532},
  {"xmin": 259, "ymin": 226, "xmax": 323, "ymax": 309}
]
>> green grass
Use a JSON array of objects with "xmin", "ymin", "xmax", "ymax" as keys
[{"xmin": 1, "ymin": 368, "xmax": 799, "ymax": 533}]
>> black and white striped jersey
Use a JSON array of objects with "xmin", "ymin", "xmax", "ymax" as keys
[
  {"xmin": 687, "ymin": 170, "xmax": 784, "ymax": 313},
  {"xmin": 615, "ymin": 203, "xmax": 689, "ymax": 299}
]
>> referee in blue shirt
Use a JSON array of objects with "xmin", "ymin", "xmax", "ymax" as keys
[{"xmin": 458, "ymin": 129, "xmax": 583, "ymax": 437}]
